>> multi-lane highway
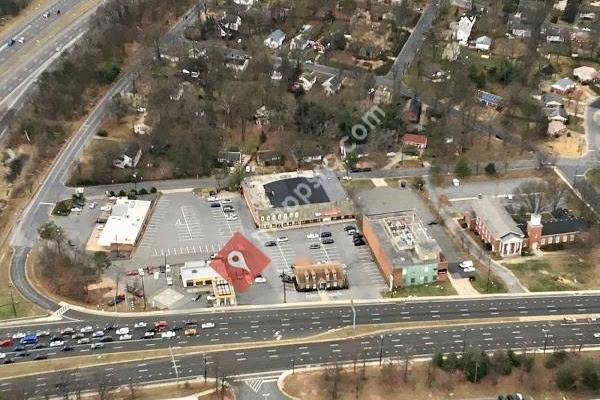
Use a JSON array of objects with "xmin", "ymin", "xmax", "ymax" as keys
[
  {"xmin": 2, "ymin": 318, "xmax": 599, "ymax": 398},
  {"xmin": 1, "ymin": 294, "xmax": 600, "ymax": 365},
  {"xmin": 0, "ymin": 0, "xmax": 100, "ymax": 140}
]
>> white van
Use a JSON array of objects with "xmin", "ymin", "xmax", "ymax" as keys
[{"xmin": 459, "ymin": 260, "xmax": 474, "ymax": 269}]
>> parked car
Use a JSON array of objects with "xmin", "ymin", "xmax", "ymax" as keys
[
  {"xmin": 92, "ymin": 331, "xmax": 104, "ymax": 338},
  {"xmin": 309, "ymin": 243, "xmax": 320, "ymax": 250},
  {"xmin": 343, "ymin": 225, "xmax": 356, "ymax": 231},
  {"xmin": 320, "ymin": 232, "xmax": 332, "ymax": 238},
  {"xmin": 71, "ymin": 333, "xmax": 84, "ymax": 340},
  {"xmin": 36, "ymin": 330, "xmax": 50, "ymax": 337},
  {"xmin": 99, "ymin": 336, "xmax": 113, "ymax": 343},
  {"xmin": 225, "ymin": 214, "xmax": 238, "ymax": 221},
  {"xmin": 143, "ymin": 331, "xmax": 155, "ymax": 338},
  {"xmin": 207, "ymin": 196, "xmax": 218, "ymax": 202},
  {"xmin": 459, "ymin": 260, "xmax": 474, "ymax": 269},
  {"xmin": 11, "ymin": 332, "xmax": 25, "ymax": 339},
  {"xmin": 0, "ymin": 339, "xmax": 11, "ymax": 347},
  {"xmin": 276, "ymin": 236, "xmax": 289, "ymax": 242},
  {"xmin": 80, "ymin": 326, "xmax": 93, "ymax": 334},
  {"xmin": 90, "ymin": 343, "xmax": 104, "ymax": 350},
  {"xmin": 119, "ymin": 334, "xmax": 132, "ymax": 341},
  {"xmin": 201, "ymin": 322, "xmax": 215, "ymax": 329},
  {"xmin": 254, "ymin": 275, "xmax": 267, "ymax": 283},
  {"xmin": 115, "ymin": 327, "xmax": 129, "ymax": 335},
  {"xmin": 161, "ymin": 331, "xmax": 176, "ymax": 339},
  {"xmin": 265, "ymin": 241, "xmax": 277, "ymax": 247},
  {"xmin": 154, "ymin": 321, "xmax": 169, "ymax": 330},
  {"xmin": 321, "ymin": 238, "xmax": 335, "ymax": 245},
  {"xmin": 134, "ymin": 322, "xmax": 147, "ymax": 329},
  {"xmin": 77, "ymin": 338, "xmax": 90, "ymax": 345},
  {"xmin": 210, "ymin": 202, "xmax": 221, "ymax": 208},
  {"xmin": 220, "ymin": 199, "xmax": 232, "ymax": 204},
  {"xmin": 353, "ymin": 239, "xmax": 365, "ymax": 246},
  {"xmin": 184, "ymin": 328, "xmax": 197, "ymax": 336},
  {"xmin": 49, "ymin": 340, "xmax": 64, "ymax": 347},
  {"xmin": 306, "ymin": 233, "xmax": 319, "ymax": 239},
  {"xmin": 60, "ymin": 327, "xmax": 74, "ymax": 336}
]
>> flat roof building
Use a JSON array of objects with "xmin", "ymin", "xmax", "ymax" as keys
[
  {"xmin": 98, "ymin": 199, "xmax": 151, "ymax": 253},
  {"xmin": 179, "ymin": 260, "xmax": 236, "ymax": 306},
  {"xmin": 362, "ymin": 211, "xmax": 448, "ymax": 288},
  {"xmin": 242, "ymin": 169, "xmax": 354, "ymax": 229}
]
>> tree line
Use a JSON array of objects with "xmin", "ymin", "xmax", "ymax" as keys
[{"xmin": 0, "ymin": 0, "xmax": 30, "ymax": 17}]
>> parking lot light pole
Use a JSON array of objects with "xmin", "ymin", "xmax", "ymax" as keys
[{"xmin": 203, "ymin": 352, "xmax": 207, "ymax": 382}]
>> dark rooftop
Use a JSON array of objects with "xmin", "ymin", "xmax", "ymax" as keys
[
  {"xmin": 264, "ymin": 177, "xmax": 331, "ymax": 207},
  {"xmin": 517, "ymin": 217, "xmax": 588, "ymax": 237}
]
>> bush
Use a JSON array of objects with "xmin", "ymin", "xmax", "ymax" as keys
[
  {"xmin": 556, "ymin": 364, "xmax": 577, "ymax": 390},
  {"xmin": 491, "ymin": 350, "xmax": 512, "ymax": 375},
  {"xmin": 545, "ymin": 350, "xmax": 569, "ymax": 369},
  {"xmin": 484, "ymin": 162, "xmax": 496, "ymax": 175},
  {"xmin": 150, "ymin": 187, "xmax": 157, "ymax": 193},
  {"xmin": 413, "ymin": 177, "xmax": 425, "ymax": 191},
  {"xmin": 454, "ymin": 159, "xmax": 472, "ymax": 178},
  {"xmin": 96, "ymin": 61, "xmax": 121, "ymax": 83},
  {"xmin": 433, "ymin": 352, "xmax": 444, "ymax": 368},
  {"xmin": 109, "ymin": 190, "xmax": 116, "ymax": 197},
  {"xmin": 463, "ymin": 350, "xmax": 489, "ymax": 383},
  {"xmin": 97, "ymin": 129, "xmax": 108, "ymax": 137},
  {"xmin": 138, "ymin": 188, "xmax": 148, "ymax": 195},
  {"xmin": 581, "ymin": 361, "xmax": 600, "ymax": 390},
  {"xmin": 118, "ymin": 190, "xmax": 127, "ymax": 197}
]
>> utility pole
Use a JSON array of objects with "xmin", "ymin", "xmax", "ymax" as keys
[
  {"xmin": 485, "ymin": 257, "xmax": 491, "ymax": 292},
  {"xmin": 291, "ymin": 357, "xmax": 295, "ymax": 374},
  {"xmin": 350, "ymin": 299, "xmax": 356, "ymax": 329},
  {"xmin": 543, "ymin": 328, "xmax": 551, "ymax": 353},
  {"xmin": 114, "ymin": 273, "xmax": 120, "ymax": 312},
  {"xmin": 141, "ymin": 274, "xmax": 147, "ymax": 311},
  {"xmin": 282, "ymin": 277, "xmax": 287, "ymax": 304},
  {"xmin": 203, "ymin": 352, "xmax": 207, "ymax": 382},
  {"xmin": 462, "ymin": 329, "xmax": 468, "ymax": 355},
  {"xmin": 378, "ymin": 335, "xmax": 384, "ymax": 366},
  {"xmin": 8, "ymin": 285, "xmax": 17, "ymax": 317}
]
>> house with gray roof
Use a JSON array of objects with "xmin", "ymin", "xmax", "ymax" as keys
[{"xmin": 264, "ymin": 29, "xmax": 286, "ymax": 49}]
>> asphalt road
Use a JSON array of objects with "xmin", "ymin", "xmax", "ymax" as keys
[
  {"xmin": 1, "ymin": 294, "xmax": 600, "ymax": 363},
  {"xmin": 0, "ymin": 0, "xmax": 99, "ymax": 141},
  {"xmin": 2, "ymin": 318, "xmax": 599, "ymax": 398}
]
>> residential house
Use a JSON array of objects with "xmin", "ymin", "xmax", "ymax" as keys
[
  {"xmin": 290, "ymin": 34, "xmax": 309, "ymax": 51},
  {"xmin": 264, "ymin": 29, "xmax": 286, "ymax": 49},
  {"xmin": 573, "ymin": 66, "xmax": 599, "ymax": 83},
  {"xmin": 452, "ymin": 0, "xmax": 473, "ymax": 8},
  {"xmin": 547, "ymin": 120, "xmax": 568, "ymax": 137},
  {"xmin": 464, "ymin": 197, "xmax": 525, "ymax": 257},
  {"xmin": 113, "ymin": 143, "xmax": 142, "ymax": 169},
  {"xmin": 508, "ymin": 15, "xmax": 532, "ymax": 37},
  {"xmin": 313, "ymin": 37, "xmax": 331, "ymax": 53},
  {"xmin": 217, "ymin": 151, "xmax": 242, "ymax": 166},
  {"xmin": 233, "ymin": 0, "xmax": 254, "ymax": 9},
  {"xmin": 543, "ymin": 24, "xmax": 563, "ymax": 43},
  {"xmin": 295, "ymin": 148, "xmax": 322, "ymax": 163},
  {"xmin": 254, "ymin": 106, "xmax": 272, "ymax": 125},
  {"xmin": 402, "ymin": 98, "xmax": 422, "ymax": 123},
  {"xmin": 219, "ymin": 14, "xmax": 241, "ymax": 38},
  {"xmin": 551, "ymin": 77, "xmax": 576, "ymax": 94},
  {"xmin": 225, "ymin": 57, "xmax": 249, "ymax": 72},
  {"xmin": 372, "ymin": 86, "xmax": 392, "ymax": 105},
  {"xmin": 474, "ymin": 35, "xmax": 492, "ymax": 51},
  {"xmin": 271, "ymin": 69, "xmax": 283, "ymax": 82},
  {"xmin": 322, "ymin": 75, "xmax": 342, "ymax": 96},
  {"xmin": 297, "ymin": 72, "xmax": 317, "ymax": 91},
  {"xmin": 545, "ymin": 106, "xmax": 568, "ymax": 122},
  {"xmin": 478, "ymin": 90, "xmax": 503, "ymax": 108},
  {"xmin": 256, "ymin": 150, "xmax": 283, "ymax": 166},
  {"xmin": 455, "ymin": 13, "xmax": 476, "ymax": 44},
  {"xmin": 542, "ymin": 92, "xmax": 563, "ymax": 108},
  {"xmin": 402, "ymin": 133, "xmax": 428, "ymax": 155},
  {"xmin": 340, "ymin": 143, "xmax": 369, "ymax": 159}
]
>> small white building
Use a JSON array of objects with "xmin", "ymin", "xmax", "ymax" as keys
[
  {"xmin": 297, "ymin": 72, "xmax": 317, "ymax": 91},
  {"xmin": 474, "ymin": 35, "xmax": 492, "ymax": 51},
  {"xmin": 290, "ymin": 34, "xmax": 310, "ymax": 50},
  {"xmin": 264, "ymin": 29, "xmax": 286, "ymax": 49},
  {"xmin": 322, "ymin": 75, "xmax": 342, "ymax": 96},
  {"xmin": 233, "ymin": 0, "xmax": 254, "ymax": 9}
]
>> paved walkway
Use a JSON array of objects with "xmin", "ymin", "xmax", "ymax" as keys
[{"xmin": 448, "ymin": 274, "xmax": 481, "ymax": 296}]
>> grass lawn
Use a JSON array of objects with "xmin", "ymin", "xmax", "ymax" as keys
[
  {"xmin": 470, "ymin": 269, "xmax": 508, "ymax": 294},
  {"xmin": 383, "ymin": 281, "xmax": 456, "ymax": 298},
  {"xmin": 504, "ymin": 257, "xmax": 595, "ymax": 292},
  {"xmin": 341, "ymin": 179, "xmax": 375, "ymax": 190},
  {"xmin": 586, "ymin": 168, "xmax": 600, "ymax": 191}
]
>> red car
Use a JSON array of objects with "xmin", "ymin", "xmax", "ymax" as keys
[
  {"xmin": 126, "ymin": 270, "xmax": 139, "ymax": 276},
  {"xmin": 0, "ymin": 339, "xmax": 12, "ymax": 347},
  {"xmin": 154, "ymin": 320, "xmax": 168, "ymax": 331}
]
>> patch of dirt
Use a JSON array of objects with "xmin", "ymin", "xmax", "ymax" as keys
[{"xmin": 543, "ymin": 133, "xmax": 585, "ymax": 157}]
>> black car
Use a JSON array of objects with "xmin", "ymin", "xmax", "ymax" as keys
[
  {"xmin": 309, "ymin": 243, "xmax": 320, "ymax": 249},
  {"xmin": 34, "ymin": 354, "xmax": 48, "ymax": 360},
  {"xmin": 343, "ymin": 225, "xmax": 356, "ymax": 231},
  {"xmin": 354, "ymin": 239, "xmax": 365, "ymax": 246},
  {"xmin": 61, "ymin": 346, "xmax": 74, "ymax": 352},
  {"xmin": 279, "ymin": 273, "xmax": 294, "ymax": 284},
  {"xmin": 427, "ymin": 221, "xmax": 439, "ymax": 226},
  {"xmin": 210, "ymin": 202, "xmax": 221, "ymax": 208},
  {"xmin": 321, "ymin": 238, "xmax": 335, "ymax": 245},
  {"xmin": 3, "ymin": 358, "xmax": 13, "ymax": 364},
  {"xmin": 12, "ymin": 345, "xmax": 26, "ymax": 352},
  {"xmin": 353, "ymin": 232, "xmax": 363, "ymax": 239},
  {"xmin": 100, "ymin": 336, "xmax": 113, "ymax": 343},
  {"xmin": 34, "ymin": 343, "xmax": 46, "ymax": 349},
  {"xmin": 184, "ymin": 320, "xmax": 197, "ymax": 326},
  {"xmin": 104, "ymin": 324, "xmax": 115, "ymax": 331},
  {"xmin": 171, "ymin": 325, "xmax": 182, "ymax": 332},
  {"xmin": 265, "ymin": 241, "xmax": 277, "ymax": 247},
  {"xmin": 320, "ymin": 232, "xmax": 332, "ymax": 238},
  {"xmin": 14, "ymin": 351, "xmax": 29, "ymax": 358},
  {"xmin": 193, "ymin": 293, "xmax": 202, "ymax": 301}
]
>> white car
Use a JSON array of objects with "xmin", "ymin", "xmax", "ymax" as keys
[
  {"xmin": 77, "ymin": 338, "xmax": 90, "ymax": 344},
  {"xmin": 161, "ymin": 331, "xmax": 176, "ymax": 339},
  {"xmin": 115, "ymin": 327, "xmax": 129, "ymax": 335},
  {"xmin": 593, "ymin": 333, "xmax": 600, "ymax": 338},
  {"xmin": 80, "ymin": 326, "xmax": 93, "ymax": 334},
  {"xmin": 144, "ymin": 331, "xmax": 155, "ymax": 338},
  {"xmin": 11, "ymin": 332, "xmax": 25, "ymax": 339},
  {"xmin": 17, "ymin": 37, "xmax": 25, "ymax": 44},
  {"xmin": 165, "ymin": 264, "xmax": 171, "ymax": 274},
  {"xmin": 90, "ymin": 343, "xmax": 104, "ymax": 349},
  {"xmin": 0, "ymin": 353, "xmax": 5, "ymax": 359},
  {"xmin": 71, "ymin": 207, "xmax": 82, "ymax": 213},
  {"xmin": 88, "ymin": 202, "xmax": 97, "ymax": 209},
  {"xmin": 206, "ymin": 295, "xmax": 216, "ymax": 302},
  {"xmin": 220, "ymin": 199, "xmax": 232, "ymax": 204},
  {"xmin": 276, "ymin": 236, "xmax": 288, "ymax": 243},
  {"xmin": 459, "ymin": 261, "xmax": 474, "ymax": 269},
  {"xmin": 452, "ymin": 178, "xmax": 460, "ymax": 187},
  {"xmin": 138, "ymin": 268, "xmax": 145, "ymax": 276},
  {"xmin": 92, "ymin": 330, "xmax": 104, "ymax": 338},
  {"xmin": 49, "ymin": 340, "xmax": 64, "ymax": 347},
  {"xmin": 201, "ymin": 322, "xmax": 215, "ymax": 329},
  {"xmin": 225, "ymin": 214, "xmax": 238, "ymax": 221},
  {"xmin": 119, "ymin": 334, "xmax": 132, "ymax": 341},
  {"xmin": 254, "ymin": 276, "xmax": 267, "ymax": 283},
  {"xmin": 207, "ymin": 196, "xmax": 218, "ymax": 202},
  {"xmin": 306, "ymin": 233, "xmax": 319, "ymax": 240},
  {"xmin": 134, "ymin": 322, "xmax": 147, "ymax": 329},
  {"xmin": 36, "ymin": 330, "xmax": 50, "ymax": 337},
  {"xmin": 463, "ymin": 267, "xmax": 476, "ymax": 273},
  {"xmin": 100, "ymin": 205, "xmax": 111, "ymax": 212},
  {"xmin": 166, "ymin": 276, "xmax": 173, "ymax": 286},
  {"xmin": 42, "ymin": 12, "xmax": 49, "ymax": 18}
]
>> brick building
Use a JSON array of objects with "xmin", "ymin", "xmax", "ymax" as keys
[{"xmin": 362, "ymin": 211, "xmax": 448, "ymax": 288}]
